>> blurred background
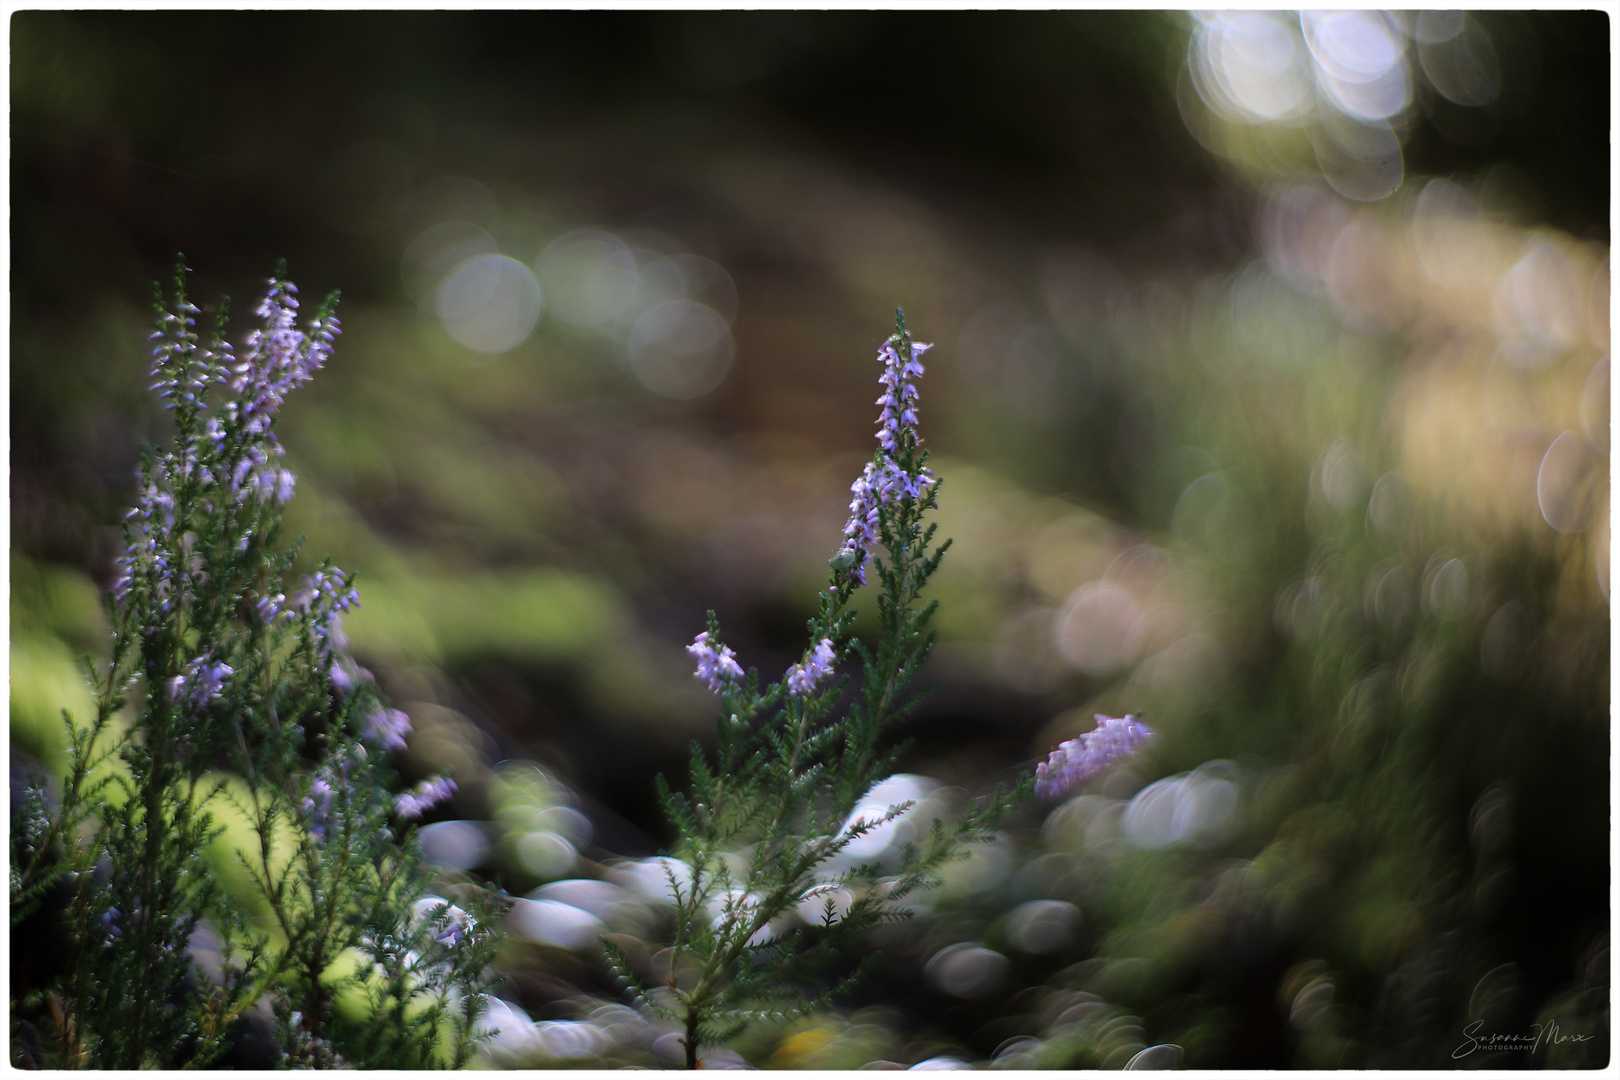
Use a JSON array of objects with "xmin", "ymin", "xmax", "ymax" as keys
[{"xmin": 10, "ymin": 10, "xmax": 1609, "ymax": 1069}]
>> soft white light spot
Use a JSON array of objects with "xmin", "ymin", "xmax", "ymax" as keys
[
  {"xmin": 1055, "ymin": 581, "xmax": 1142, "ymax": 675},
  {"xmin": 1537, "ymin": 431, "xmax": 1599, "ymax": 533},
  {"xmin": 418, "ymin": 819, "xmax": 489, "ymax": 871},
  {"xmin": 1194, "ymin": 13, "xmax": 1315, "ymax": 124},
  {"xmin": 536, "ymin": 230, "xmax": 639, "ymax": 329},
  {"xmin": 840, "ymin": 774, "xmax": 934, "ymax": 859},
  {"xmin": 515, "ymin": 830, "xmax": 577, "ymax": 880},
  {"xmin": 628, "ymin": 300, "xmax": 734, "ymax": 399},
  {"xmin": 436, "ymin": 254, "xmax": 542, "ymax": 354},
  {"xmin": 1121, "ymin": 766, "xmax": 1238, "ymax": 848},
  {"xmin": 507, "ymin": 897, "xmax": 606, "ymax": 950},
  {"xmin": 606, "ymin": 856, "xmax": 692, "ymax": 906},
  {"xmin": 924, "ymin": 943, "xmax": 1008, "ymax": 999},
  {"xmin": 1006, "ymin": 899, "xmax": 1081, "ymax": 954},
  {"xmin": 1304, "ymin": 11, "xmax": 1412, "ymax": 122}
]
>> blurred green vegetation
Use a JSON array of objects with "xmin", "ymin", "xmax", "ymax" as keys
[{"xmin": 11, "ymin": 10, "xmax": 1608, "ymax": 1070}]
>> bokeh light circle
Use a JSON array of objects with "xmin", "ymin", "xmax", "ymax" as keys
[
  {"xmin": 628, "ymin": 300, "xmax": 734, "ymax": 399},
  {"xmin": 435, "ymin": 254, "xmax": 543, "ymax": 354},
  {"xmin": 536, "ymin": 230, "xmax": 640, "ymax": 329},
  {"xmin": 1191, "ymin": 12, "xmax": 1315, "ymax": 125}
]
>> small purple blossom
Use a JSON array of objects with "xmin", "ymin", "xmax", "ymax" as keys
[
  {"xmin": 687, "ymin": 631, "xmax": 745, "ymax": 693},
  {"xmin": 303, "ymin": 773, "xmax": 335, "ymax": 841},
  {"xmin": 147, "ymin": 282, "xmax": 227, "ymax": 413},
  {"xmin": 834, "ymin": 336, "xmax": 936, "ymax": 590},
  {"xmin": 1034, "ymin": 714, "xmax": 1153, "ymax": 801},
  {"xmin": 874, "ymin": 339, "xmax": 931, "ymax": 452},
  {"xmin": 166, "ymin": 654, "xmax": 234, "ymax": 714},
  {"xmin": 252, "ymin": 592, "xmax": 286, "ymax": 623},
  {"xmin": 785, "ymin": 638, "xmax": 837, "ymax": 698},
  {"xmin": 329, "ymin": 656, "xmax": 374, "ymax": 696},
  {"xmin": 363, "ymin": 706, "xmax": 411, "ymax": 753},
  {"xmin": 230, "ymin": 278, "xmax": 341, "ymax": 439},
  {"xmin": 395, "ymin": 776, "xmax": 457, "ymax": 819},
  {"xmin": 414, "ymin": 898, "xmax": 474, "ymax": 947},
  {"xmin": 294, "ymin": 568, "xmax": 360, "ymax": 659}
]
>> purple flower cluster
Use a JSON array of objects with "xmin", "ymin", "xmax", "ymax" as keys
[
  {"xmin": 834, "ymin": 338, "xmax": 937, "ymax": 588},
  {"xmin": 114, "ymin": 276, "xmax": 344, "ymax": 615},
  {"xmin": 303, "ymin": 772, "xmax": 335, "ymax": 842},
  {"xmin": 363, "ymin": 706, "xmax": 412, "ymax": 753},
  {"xmin": 166, "ymin": 654, "xmax": 234, "ymax": 714},
  {"xmin": 1034, "ymin": 714, "xmax": 1153, "ymax": 801},
  {"xmin": 415, "ymin": 898, "xmax": 475, "ymax": 948},
  {"xmin": 229, "ymin": 278, "xmax": 339, "ymax": 442},
  {"xmin": 329, "ymin": 656, "xmax": 368, "ymax": 695},
  {"xmin": 785, "ymin": 638, "xmax": 837, "ymax": 698},
  {"xmin": 875, "ymin": 339, "xmax": 930, "ymax": 453},
  {"xmin": 112, "ymin": 477, "xmax": 171, "ymax": 606},
  {"xmin": 688, "ymin": 631, "xmax": 745, "ymax": 694},
  {"xmin": 395, "ymin": 777, "xmax": 458, "ymax": 820},
  {"xmin": 294, "ymin": 568, "xmax": 361, "ymax": 660},
  {"xmin": 99, "ymin": 907, "xmax": 125, "ymax": 945},
  {"xmin": 148, "ymin": 289, "xmax": 230, "ymax": 413}
]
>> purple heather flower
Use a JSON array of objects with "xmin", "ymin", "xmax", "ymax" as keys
[
  {"xmin": 301, "ymin": 568, "xmax": 361, "ymax": 616},
  {"xmin": 414, "ymin": 898, "xmax": 474, "ymax": 947},
  {"xmin": 1034, "ymin": 714, "xmax": 1153, "ymax": 801},
  {"xmin": 785, "ymin": 637, "xmax": 837, "ymax": 698},
  {"xmin": 874, "ymin": 339, "xmax": 931, "ymax": 452},
  {"xmin": 252, "ymin": 592, "xmax": 286, "ymax": 623},
  {"xmin": 435, "ymin": 918, "xmax": 469, "ymax": 947},
  {"xmin": 166, "ymin": 654, "xmax": 234, "ymax": 713},
  {"xmin": 329, "ymin": 657, "xmax": 375, "ymax": 696},
  {"xmin": 148, "ymin": 300, "xmax": 201, "ymax": 411},
  {"xmin": 303, "ymin": 773, "xmax": 335, "ymax": 841},
  {"xmin": 230, "ymin": 279, "xmax": 340, "ymax": 438},
  {"xmin": 294, "ymin": 568, "xmax": 361, "ymax": 659},
  {"xmin": 687, "ymin": 631, "xmax": 745, "ymax": 693},
  {"xmin": 395, "ymin": 776, "xmax": 457, "ymax": 820},
  {"xmin": 363, "ymin": 706, "xmax": 411, "ymax": 753},
  {"xmin": 833, "ymin": 336, "xmax": 937, "ymax": 590}
]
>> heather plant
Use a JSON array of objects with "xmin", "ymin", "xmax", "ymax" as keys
[
  {"xmin": 606, "ymin": 313, "xmax": 1151, "ymax": 1068},
  {"xmin": 9, "ymin": 266, "xmax": 499, "ymax": 1068}
]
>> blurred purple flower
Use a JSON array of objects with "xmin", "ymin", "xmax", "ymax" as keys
[
  {"xmin": 363, "ymin": 706, "xmax": 411, "ymax": 753},
  {"xmin": 396, "ymin": 777, "xmax": 457, "ymax": 820},
  {"xmin": 1034, "ymin": 714, "xmax": 1153, "ymax": 801},
  {"xmin": 303, "ymin": 773, "xmax": 335, "ymax": 842},
  {"xmin": 230, "ymin": 278, "xmax": 340, "ymax": 438},
  {"xmin": 295, "ymin": 568, "xmax": 360, "ymax": 659},
  {"xmin": 687, "ymin": 631, "xmax": 745, "ymax": 693},
  {"xmin": 330, "ymin": 657, "xmax": 375, "ymax": 696},
  {"xmin": 414, "ymin": 898, "xmax": 474, "ymax": 947},
  {"xmin": 785, "ymin": 638, "xmax": 837, "ymax": 698},
  {"xmin": 166, "ymin": 654, "xmax": 234, "ymax": 714},
  {"xmin": 253, "ymin": 592, "xmax": 286, "ymax": 623},
  {"xmin": 147, "ymin": 286, "xmax": 228, "ymax": 413}
]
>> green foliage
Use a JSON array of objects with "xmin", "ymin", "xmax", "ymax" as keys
[
  {"xmin": 617, "ymin": 314, "xmax": 1031, "ymax": 1068},
  {"xmin": 9, "ymin": 267, "xmax": 500, "ymax": 1068}
]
